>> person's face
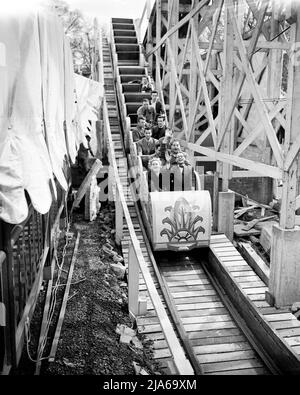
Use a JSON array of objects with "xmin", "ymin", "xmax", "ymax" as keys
[
  {"xmin": 157, "ymin": 118, "xmax": 165, "ymax": 128},
  {"xmin": 145, "ymin": 129, "xmax": 152, "ymax": 139},
  {"xmin": 139, "ymin": 119, "xmax": 146, "ymax": 128},
  {"xmin": 142, "ymin": 77, "xmax": 147, "ymax": 84},
  {"xmin": 151, "ymin": 160, "xmax": 161, "ymax": 172},
  {"xmin": 143, "ymin": 100, "xmax": 149, "ymax": 108},
  {"xmin": 177, "ymin": 153, "xmax": 185, "ymax": 165},
  {"xmin": 172, "ymin": 142, "xmax": 180, "ymax": 153},
  {"xmin": 151, "ymin": 92, "xmax": 158, "ymax": 102}
]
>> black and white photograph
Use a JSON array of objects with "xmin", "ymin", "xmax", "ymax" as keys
[{"xmin": 0, "ymin": 0, "xmax": 300, "ymax": 383}]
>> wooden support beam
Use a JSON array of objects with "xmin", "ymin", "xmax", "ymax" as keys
[
  {"xmin": 190, "ymin": 1, "xmax": 223, "ymax": 137},
  {"xmin": 168, "ymin": 0, "xmax": 179, "ymax": 122},
  {"xmin": 217, "ymin": 191, "xmax": 235, "ymax": 241},
  {"xmin": 128, "ymin": 245, "xmax": 140, "ymax": 318},
  {"xmin": 233, "ymin": 101, "xmax": 285, "ymax": 157},
  {"xmin": 270, "ymin": 226, "xmax": 300, "ymax": 307},
  {"xmin": 238, "ymin": 242, "xmax": 270, "ymax": 286},
  {"xmin": 166, "ymin": 38, "xmax": 189, "ymax": 137},
  {"xmin": 218, "ymin": 0, "xmax": 235, "ymax": 190},
  {"xmin": 280, "ymin": 20, "xmax": 300, "ymax": 229},
  {"xmin": 180, "ymin": 140, "xmax": 282, "ymax": 179},
  {"xmin": 155, "ymin": 0, "xmax": 162, "ymax": 86},
  {"xmin": 191, "ymin": 20, "xmax": 217, "ymax": 148},
  {"xmin": 115, "ymin": 188, "xmax": 123, "ymax": 246},
  {"xmin": 228, "ymin": 4, "xmax": 283, "ymax": 169},
  {"xmin": 72, "ymin": 159, "xmax": 102, "ymax": 209},
  {"xmin": 217, "ymin": 0, "xmax": 269, "ymax": 151},
  {"xmin": 146, "ymin": 0, "xmax": 209, "ymax": 57}
]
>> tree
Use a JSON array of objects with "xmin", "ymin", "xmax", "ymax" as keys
[{"xmin": 49, "ymin": 0, "xmax": 96, "ymax": 77}]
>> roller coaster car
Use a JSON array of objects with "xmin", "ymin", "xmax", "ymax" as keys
[{"xmin": 130, "ymin": 143, "xmax": 212, "ymax": 252}]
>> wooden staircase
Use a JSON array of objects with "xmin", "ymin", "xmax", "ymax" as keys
[
  {"xmin": 104, "ymin": 22, "xmax": 181, "ymax": 374},
  {"xmin": 102, "ymin": 34, "xmax": 132, "ymax": 203},
  {"xmin": 112, "ymin": 18, "xmax": 150, "ymax": 128}
]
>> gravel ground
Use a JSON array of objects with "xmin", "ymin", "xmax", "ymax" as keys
[{"xmin": 16, "ymin": 202, "xmax": 163, "ymax": 376}]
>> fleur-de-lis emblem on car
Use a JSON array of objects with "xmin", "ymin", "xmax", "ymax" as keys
[{"xmin": 160, "ymin": 197, "xmax": 205, "ymax": 243}]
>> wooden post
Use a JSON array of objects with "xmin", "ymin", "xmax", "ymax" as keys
[
  {"xmin": 269, "ymin": 226, "xmax": 300, "ymax": 307},
  {"xmin": 213, "ymin": 171, "xmax": 219, "ymax": 232},
  {"xmin": 269, "ymin": 6, "xmax": 300, "ymax": 307},
  {"xmin": 217, "ymin": 191, "xmax": 234, "ymax": 241},
  {"xmin": 219, "ymin": 0, "xmax": 234, "ymax": 191},
  {"xmin": 146, "ymin": 0, "xmax": 153, "ymax": 72},
  {"xmin": 108, "ymin": 162, "xmax": 115, "ymax": 203},
  {"xmin": 115, "ymin": 188, "xmax": 123, "ymax": 245},
  {"xmin": 168, "ymin": 0, "xmax": 179, "ymax": 122},
  {"xmin": 128, "ymin": 245, "xmax": 140, "ymax": 319},
  {"xmin": 155, "ymin": 0, "xmax": 162, "ymax": 87},
  {"xmin": 188, "ymin": 1, "xmax": 198, "ymax": 142}
]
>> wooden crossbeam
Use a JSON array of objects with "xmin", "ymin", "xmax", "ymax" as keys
[
  {"xmin": 217, "ymin": 0, "xmax": 269, "ymax": 150},
  {"xmin": 245, "ymin": 0, "xmax": 270, "ymax": 40},
  {"xmin": 167, "ymin": 39, "xmax": 189, "ymax": 138},
  {"xmin": 195, "ymin": 115, "xmax": 219, "ymax": 147},
  {"xmin": 146, "ymin": 0, "xmax": 209, "ymax": 57},
  {"xmin": 228, "ymin": 5, "xmax": 283, "ymax": 168},
  {"xmin": 195, "ymin": 40, "xmax": 291, "ymax": 51},
  {"xmin": 191, "ymin": 20, "xmax": 217, "ymax": 148},
  {"xmin": 72, "ymin": 159, "xmax": 102, "ymax": 210},
  {"xmin": 234, "ymin": 101, "xmax": 285, "ymax": 157},
  {"xmin": 181, "ymin": 140, "xmax": 282, "ymax": 179}
]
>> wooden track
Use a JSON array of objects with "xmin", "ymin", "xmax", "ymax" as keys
[
  {"xmin": 209, "ymin": 234, "xmax": 300, "ymax": 375},
  {"xmin": 105, "ymin": 18, "xmax": 300, "ymax": 375},
  {"xmin": 107, "ymin": 18, "xmax": 274, "ymax": 375},
  {"xmin": 102, "ymin": 31, "xmax": 180, "ymax": 374},
  {"xmin": 136, "ymin": 251, "xmax": 270, "ymax": 375}
]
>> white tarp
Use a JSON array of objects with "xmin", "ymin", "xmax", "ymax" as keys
[
  {"xmin": 75, "ymin": 74, "xmax": 103, "ymax": 148},
  {"xmin": 0, "ymin": 10, "xmax": 102, "ymax": 225},
  {"xmin": 38, "ymin": 11, "xmax": 69, "ymax": 191},
  {"xmin": 0, "ymin": 13, "xmax": 54, "ymax": 224},
  {"xmin": 64, "ymin": 36, "xmax": 79, "ymax": 164}
]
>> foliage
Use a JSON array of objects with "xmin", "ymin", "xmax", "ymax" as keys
[{"xmin": 49, "ymin": 0, "xmax": 97, "ymax": 76}]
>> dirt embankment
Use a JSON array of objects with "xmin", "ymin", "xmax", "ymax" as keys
[{"xmin": 16, "ymin": 203, "xmax": 162, "ymax": 376}]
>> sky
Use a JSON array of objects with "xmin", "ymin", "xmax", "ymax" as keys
[{"xmin": 0, "ymin": 0, "xmax": 155, "ymax": 22}]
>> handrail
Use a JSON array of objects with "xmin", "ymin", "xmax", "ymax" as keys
[{"xmin": 101, "ymin": 28, "xmax": 194, "ymax": 375}]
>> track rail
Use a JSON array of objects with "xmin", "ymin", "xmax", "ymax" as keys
[{"xmin": 133, "ymin": 196, "xmax": 274, "ymax": 375}]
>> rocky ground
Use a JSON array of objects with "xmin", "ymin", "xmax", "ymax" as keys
[{"xmin": 16, "ymin": 202, "xmax": 163, "ymax": 376}]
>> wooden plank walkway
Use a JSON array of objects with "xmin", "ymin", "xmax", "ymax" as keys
[{"xmin": 209, "ymin": 234, "xmax": 300, "ymax": 374}]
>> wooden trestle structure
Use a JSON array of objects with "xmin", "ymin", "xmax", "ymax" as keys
[
  {"xmin": 106, "ymin": 10, "xmax": 300, "ymax": 374},
  {"xmin": 136, "ymin": 0, "xmax": 300, "ymax": 308}
]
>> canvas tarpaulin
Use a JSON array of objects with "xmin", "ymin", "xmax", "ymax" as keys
[
  {"xmin": 0, "ymin": 10, "xmax": 103, "ymax": 225},
  {"xmin": 0, "ymin": 13, "xmax": 54, "ymax": 224},
  {"xmin": 38, "ymin": 11, "xmax": 69, "ymax": 191},
  {"xmin": 0, "ymin": 10, "xmax": 96, "ymax": 225},
  {"xmin": 75, "ymin": 74, "xmax": 103, "ymax": 148}
]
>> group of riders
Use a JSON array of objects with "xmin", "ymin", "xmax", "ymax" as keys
[{"xmin": 131, "ymin": 82, "xmax": 195, "ymax": 193}]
